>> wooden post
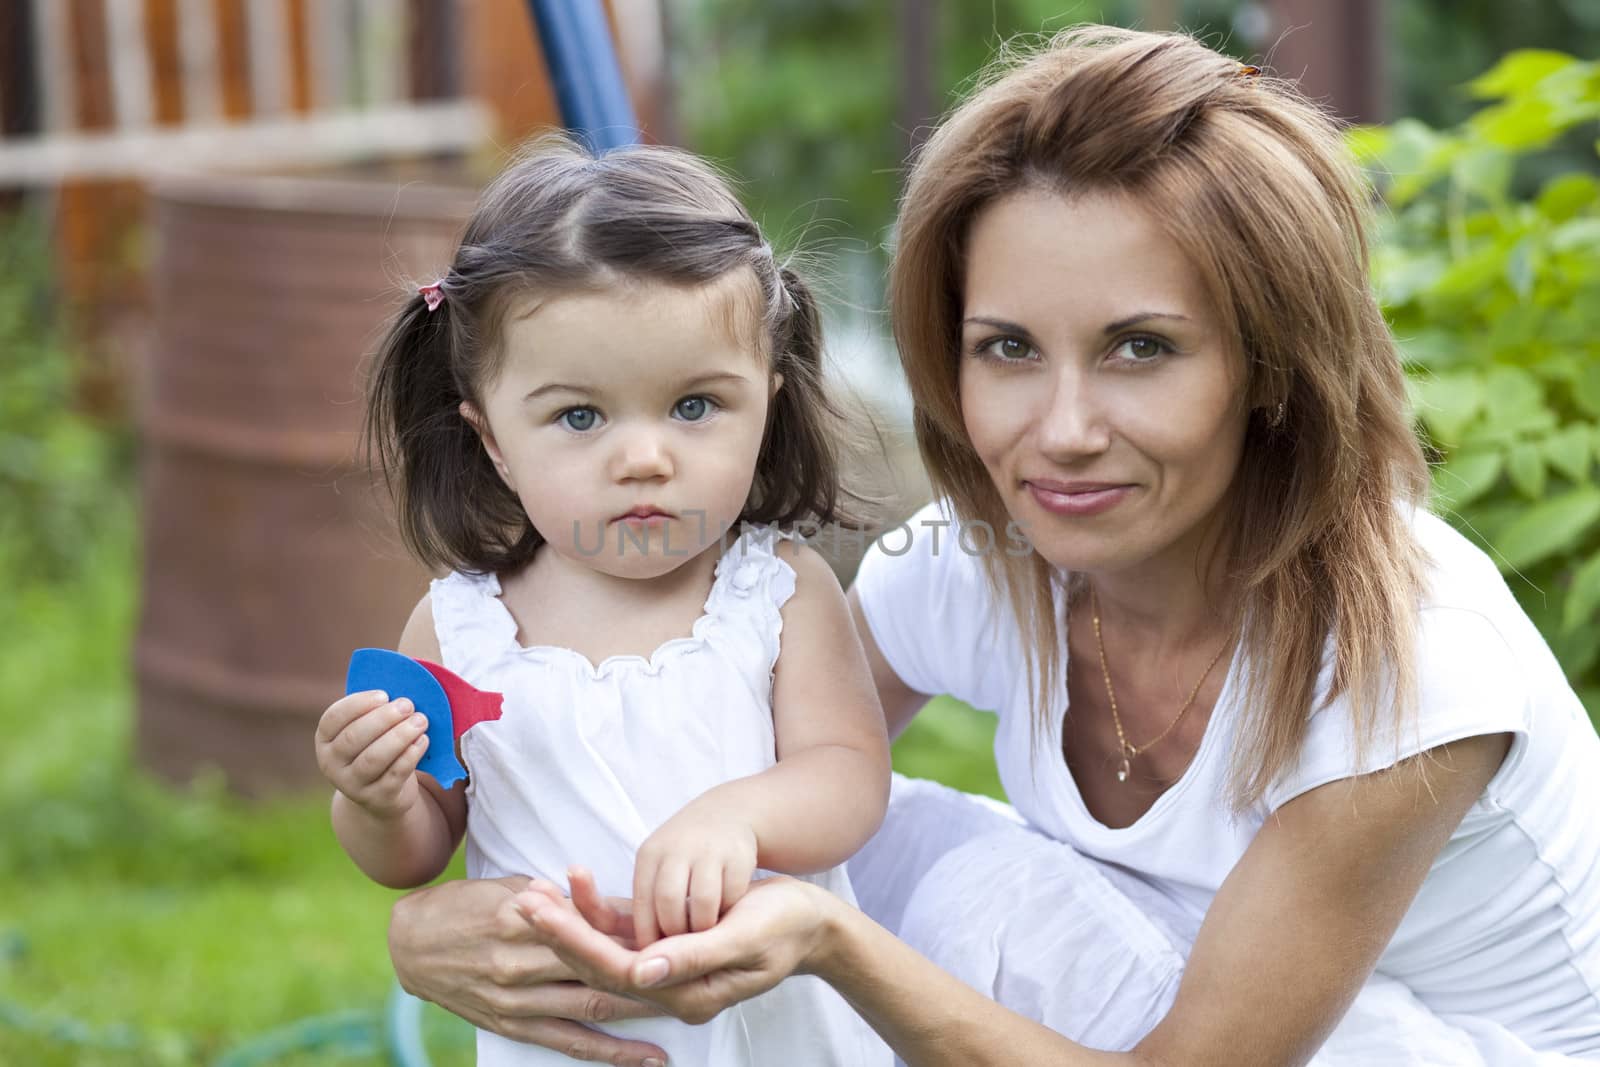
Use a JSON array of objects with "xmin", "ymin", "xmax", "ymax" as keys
[
  {"xmin": 464, "ymin": 0, "xmax": 560, "ymax": 142},
  {"xmin": 898, "ymin": 0, "xmax": 935, "ymax": 159},
  {"xmin": 1262, "ymin": 0, "xmax": 1388, "ymax": 125}
]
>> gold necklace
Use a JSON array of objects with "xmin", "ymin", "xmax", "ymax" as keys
[{"xmin": 1089, "ymin": 589, "xmax": 1232, "ymax": 784}]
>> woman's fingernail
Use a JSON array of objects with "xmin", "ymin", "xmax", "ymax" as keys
[
  {"xmin": 642, "ymin": 1058, "xmax": 666, "ymax": 1067},
  {"xmin": 635, "ymin": 957, "xmax": 670, "ymax": 987}
]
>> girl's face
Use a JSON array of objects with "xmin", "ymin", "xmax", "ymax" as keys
[
  {"xmin": 465, "ymin": 275, "xmax": 779, "ymax": 579},
  {"xmin": 958, "ymin": 188, "xmax": 1249, "ymax": 580}
]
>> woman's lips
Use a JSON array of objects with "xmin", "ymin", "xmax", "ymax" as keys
[{"xmin": 1025, "ymin": 481, "xmax": 1134, "ymax": 517}]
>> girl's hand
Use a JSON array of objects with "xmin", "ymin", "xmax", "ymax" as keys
[
  {"xmin": 389, "ymin": 876, "xmax": 669, "ymax": 1066},
  {"xmin": 314, "ymin": 690, "xmax": 429, "ymax": 818},
  {"xmin": 630, "ymin": 803, "xmax": 758, "ymax": 945},
  {"xmin": 519, "ymin": 871, "xmax": 835, "ymax": 1026}
]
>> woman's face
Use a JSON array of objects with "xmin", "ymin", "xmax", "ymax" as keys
[{"xmin": 958, "ymin": 188, "xmax": 1249, "ymax": 579}]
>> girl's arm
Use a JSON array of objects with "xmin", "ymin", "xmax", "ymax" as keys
[
  {"xmin": 528, "ymin": 731, "xmax": 1509, "ymax": 1067},
  {"xmin": 734, "ymin": 539, "xmax": 893, "ymax": 869},
  {"xmin": 630, "ymin": 542, "xmax": 892, "ymax": 943},
  {"xmin": 326, "ymin": 595, "xmax": 468, "ymax": 888}
]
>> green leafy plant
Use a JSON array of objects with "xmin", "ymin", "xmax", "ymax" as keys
[
  {"xmin": 0, "ymin": 211, "xmax": 131, "ymax": 584},
  {"xmin": 1353, "ymin": 50, "xmax": 1600, "ymax": 720}
]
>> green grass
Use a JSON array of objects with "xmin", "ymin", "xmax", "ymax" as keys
[
  {"xmin": 0, "ymin": 498, "xmax": 471, "ymax": 1066},
  {"xmin": 0, "ymin": 492, "xmax": 1000, "ymax": 1065}
]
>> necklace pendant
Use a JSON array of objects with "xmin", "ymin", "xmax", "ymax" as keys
[{"xmin": 1116, "ymin": 756, "xmax": 1130, "ymax": 783}]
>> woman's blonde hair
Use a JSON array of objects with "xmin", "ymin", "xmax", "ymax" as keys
[{"xmin": 889, "ymin": 25, "xmax": 1429, "ymax": 806}]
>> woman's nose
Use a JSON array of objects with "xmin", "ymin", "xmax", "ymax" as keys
[
  {"xmin": 1034, "ymin": 370, "xmax": 1112, "ymax": 459},
  {"xmin": 611, "ymin": 428, "xmax": 674, "ymax": 482}
]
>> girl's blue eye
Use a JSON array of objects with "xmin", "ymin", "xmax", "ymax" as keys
[
  {"xmin": 674, "ymin": 396, "xmax": 715, "ymax": 421},
  {"xmin": 559, "ymin": 407, "xmax": 599, "ymax": 431},
  {"xmin": 1116, "ymin": 336, "xmax": 1170, "ymax": 362}
]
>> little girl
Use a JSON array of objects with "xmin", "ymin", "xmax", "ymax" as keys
[{"xmin": 313, "ymin": 137, "xmax": 893, "ymax": 1066}]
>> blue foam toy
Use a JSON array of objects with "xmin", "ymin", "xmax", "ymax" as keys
[{"xmin": 345, "ymin": 648, "xmax": 469, "ymax": 788}]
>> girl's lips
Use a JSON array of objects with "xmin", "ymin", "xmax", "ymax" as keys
[{"xmin": 1025, "ymin": 482, "xmax": 1133, "ymax": 517}]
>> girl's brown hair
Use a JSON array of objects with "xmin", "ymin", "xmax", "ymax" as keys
[
  {"xmin": 890, "ymin": 25, "xmax": 1429, "ymax": 806},
  {"xmin": 366, "ymin": 135, "xmax": 860, "ymax": 577}
]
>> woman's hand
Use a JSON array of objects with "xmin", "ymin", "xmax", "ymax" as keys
[
  {"xmin": 516, "ymin": 868, "xmax": 835, "ymax": 1026},
  {"xmin": 387, "ymin": 876, "xmax": 670, "ymax": 1065}
]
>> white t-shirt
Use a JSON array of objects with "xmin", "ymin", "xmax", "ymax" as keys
[{"xmin": 855, "ymin": 500, "xmax": 1600, "ymax": 1054}]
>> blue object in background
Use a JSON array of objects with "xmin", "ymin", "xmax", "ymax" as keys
[{"xmin": 524, "ymin": 0, "xmax": 640, "ymax": 151}]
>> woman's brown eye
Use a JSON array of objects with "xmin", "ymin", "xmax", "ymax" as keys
[
  {"xmin": 991, "ymin": 338, "xmax": 1030, "ymax": 360},
  {"xmin": 1124, "ymin": 337, "xmax": 1166, "ymax": 361}
]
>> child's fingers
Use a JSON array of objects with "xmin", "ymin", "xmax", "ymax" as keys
[
  {"xmin": 379, "ymin": 726, "xmax": 430, "ymax": 785},
  {"xmin": 348, "ymin": 710, "xmax": 428, "ymax": 784},
  {"xmin": 687, "ymin": 859, "xmax": 722, "ymax": 933},
  {"xmin": 632, "ymin": 858, "xmax": 661, "ymax": 947},
  {"xmin": 652, "ymin": 859, "xmax": 692, "ymax": 939},
  {"xmin": 315, "ymin": 690, "xmax": 392, "ymax": 744},
  {"xmin": 332, "ymin": 699, "xmax": 417, "ymax": 763}
]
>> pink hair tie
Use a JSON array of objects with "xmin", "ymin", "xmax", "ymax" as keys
[{"xmin": 419, "ymin": 279, "xmax": 446, "ymax": 312}]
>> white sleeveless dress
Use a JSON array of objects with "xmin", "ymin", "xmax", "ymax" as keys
[{"xmin": 429, "ymin": 526, "xmax": 890, "ymax": 1067}]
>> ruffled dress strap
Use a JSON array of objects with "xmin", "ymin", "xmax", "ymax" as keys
[
  {"xmin": 706, "ymin": 524, "xmax": 801, "ymax": 667},
  {"xmin": 428, "ymin": 570, "xmax": 518, "ymax": 681}
]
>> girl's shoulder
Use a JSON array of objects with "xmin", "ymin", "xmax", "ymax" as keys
[{"xmin": 426, "ymin": 569, "xmax": 519, "ymax": 678}]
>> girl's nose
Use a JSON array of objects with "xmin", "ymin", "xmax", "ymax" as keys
[
  {"xmin": 1034, "ymin": 368, "xmax": 1113, "ymax": 460},
  {"xmin": 612, "ymin": 429, "xmax": 674, "ymax": 482}
]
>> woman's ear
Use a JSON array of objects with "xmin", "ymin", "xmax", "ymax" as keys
[
  {"xmin": 770, "ymin": 372, "xmax": 785, "ymax": 398},
  {"xmin": 459, "ymin": 401, "xmax": 513, "ymax": 487}
]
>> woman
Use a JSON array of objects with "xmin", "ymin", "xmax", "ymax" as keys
[{"xmin": 387, "ymin": 27, "xmax": 1600, "ymax": 1065}]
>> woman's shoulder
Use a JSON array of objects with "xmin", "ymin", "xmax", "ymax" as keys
[
  {"xmin": 1407, "ymin": 507, "xmax": 1564, "ymax": 692},
  {"xmin": 850, "ymin": 499, "xmax": 1021, "ymax": 712}
]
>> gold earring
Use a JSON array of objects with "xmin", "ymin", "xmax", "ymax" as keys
[{"xmin": 1267, "ymin": 401, "xmax": 1286, "ymax": 428}]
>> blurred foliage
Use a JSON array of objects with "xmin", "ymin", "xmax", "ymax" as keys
[
  {"xmin": 1390, "ymin": 0, "xmax": 1600, "ymax": 130},
  {"xmin": 668, "ymin": 1, "xmax": 1600, "ymax": 272},
  {"xmin": 0, "ymin": 211, "xmax": 131, "ymax": 583},
  {"xmin": 672, "ymin": 0, "xmax": 1135, "ymax": 266},
  {"xmin": 1354, "ymin": 49, "xmax": 1600, "ymax": 719}
]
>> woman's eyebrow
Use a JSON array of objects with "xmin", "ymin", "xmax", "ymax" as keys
[
  {"xmin": 961, "ymin": 315, "xmax": 1033, "ymax": 335},
  {"xmin": 1102, "ymin": 311, "xmax": 1191, "ymax": 334}
]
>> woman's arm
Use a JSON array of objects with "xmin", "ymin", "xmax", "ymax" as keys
[
  {"xmin": 523, "ymin": 732, "xmax": 1510, "ymax": 1067},
  {"xmin": 630, "ymin": 542, "xmax": 892, "ymax": 942}
]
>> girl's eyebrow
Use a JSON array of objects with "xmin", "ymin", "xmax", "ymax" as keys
[
  {"xmin": 522, "ymin": 371, "xmax": 751, "ymax": 404},
  {"xmin": 522, "ymin": 382, "xmax": 590, "ymax": 402},
  {"xmin": 677, "ymin": 371, "xmax": 751, "ymax": 390}
]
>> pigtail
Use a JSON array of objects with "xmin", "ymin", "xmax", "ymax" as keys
[
  {"xmin": 362, "ymin": 288, "xmax": 534, "ymax": 575},
  {"xmin": 747, "ymin": 266, "xmax": 872, "ymax": 531}
]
